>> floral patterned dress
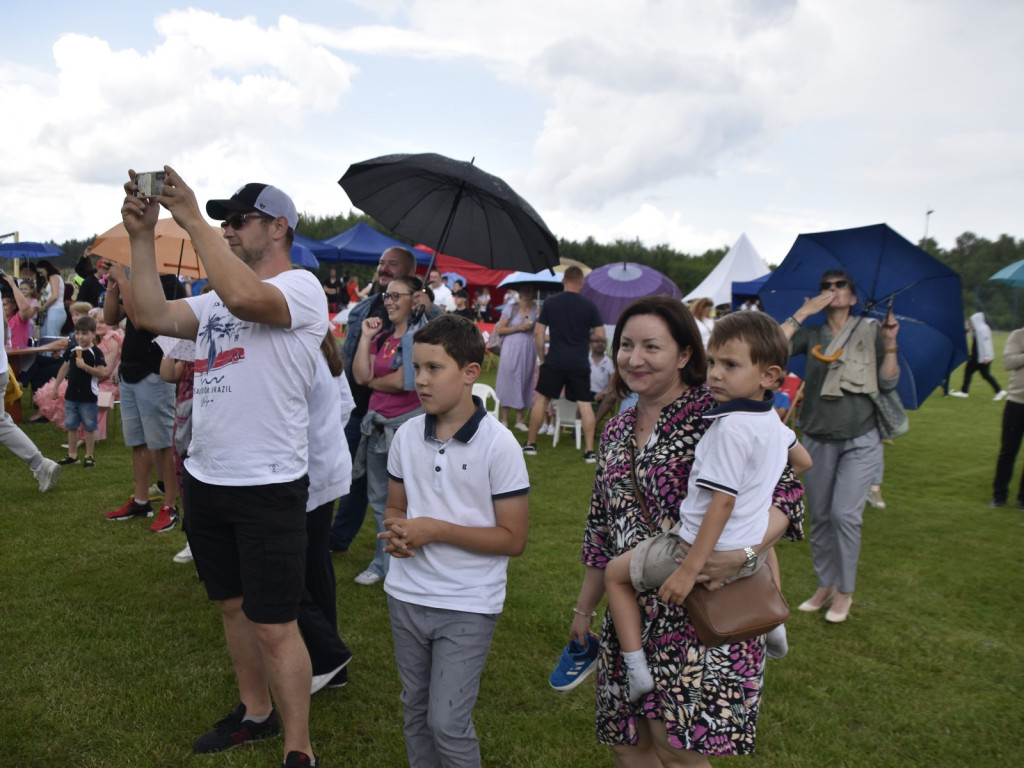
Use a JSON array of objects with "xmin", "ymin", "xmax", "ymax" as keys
[{"xmin": 582, "ymin": 384, "xmax": 805, "ymax": 755}]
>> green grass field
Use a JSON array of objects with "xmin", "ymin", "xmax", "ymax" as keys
[{"xmin": 2, "ymin": 339, "xmax": 1023, "ymax": 767}]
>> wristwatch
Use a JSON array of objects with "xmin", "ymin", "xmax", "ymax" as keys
[{"xmin": 741, "ymin": 546, "xmax": 758, "ymax": 574}]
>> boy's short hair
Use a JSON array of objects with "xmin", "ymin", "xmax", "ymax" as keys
[
  {"xmin": 707, "ymin": 311, "xmax": 789, "ymax": 369},
  {"xmin": 413, "ymin": 314, "xmax": 484, "ymax": 368},
  {"xmin": 69, "ymin": 301, "xmax": 93, "ymax": 316},
  {"xmin": 74, "ymin": 315, "xmax": 97, "ymax": 333}
]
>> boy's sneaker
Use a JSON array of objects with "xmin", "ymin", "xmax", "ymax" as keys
[
  {"xmin": 282, "ymin": 751, "xmax": 317, "ymax": 768},
  {"xmin": 549, "ymin": 634, "xmax": 600, "ymax": 692},
  {"xmin": 105, "ymin": 497, "xmax": 153, "ymax": 521},
  {"xmin": 583, "ymin": 450, "xmax": 597, "ymax": 464},
  {"xmin": 57, "ymin": 455, "xmax": 79, "ymax": 465},
  {"xmin": 150, "ymin": 505, "xmax": 179, "ymax": 533},
  {"xmin": 148, "ymin": 483, "xmax": 164, "ymax": 503},
  {"xmin": 354, "ymin": 569, "xmax": 382, "ymax": 586},
  {"xmin": 192, "ymin": 703, "xmax": 280, "ymax": 754},
  {"xmin": 173, "ymin": 542, "xmax": 194, "ymax": 563},
  {"xmin": 83, "ymin": 457, "xmax": 96, "ymax": 468},
  {"xmin": 34, "ymin": 458, "xmax": 60, "ymax": 493},
  {"xmin": 523, "ymin": 443, "xmax": 538, "ymax": 455}
]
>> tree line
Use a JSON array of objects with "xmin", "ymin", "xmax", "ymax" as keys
[{"xmin": 53, "ymin": 215, "xmax": 1024, "ymax": 329}]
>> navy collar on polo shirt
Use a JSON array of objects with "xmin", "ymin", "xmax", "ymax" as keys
[
  {"xmin": 423, "ymin": 396, "xmax": 488, "ymax": 443},
  {"xmin": 705, "ymin": 391, "xmax": 775, "ymax": 418}
]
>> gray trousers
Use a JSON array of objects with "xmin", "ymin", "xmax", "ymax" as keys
[
  {"xmin": 388, "ymin": 596, "xmax": 498, "ymax": 768},
  {"xmin": 802, "ymin": 430, "xmax": 883, "ymax": 594},
  {"xmin": 0, "ymin": 369, "xmax": 44, "ymax": 471}
]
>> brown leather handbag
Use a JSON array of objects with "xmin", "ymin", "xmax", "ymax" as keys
[{"xmin": 683, "ymin": 566, "xmax": 790, "ymax": 647}]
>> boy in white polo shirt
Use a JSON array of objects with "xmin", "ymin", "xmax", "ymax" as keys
[
  {"xmin": 604, "ymin": 311, "xmax": 812, "ymax": 702},
  {"xmin": 380, "ymin": 314, "xmax": 529, "ymax": 768}
]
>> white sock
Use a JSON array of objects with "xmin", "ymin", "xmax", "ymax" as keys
[
  {"xmin": 766, "ymin": 623, "xmax": 789, "ymax": 659},
  {"xmin": 622, "ymin": 650, "xmax": 655, "ymax": 703},
  {"xmin": 242, "ymin": 710, "xmax": 271, "ymax": 724}
]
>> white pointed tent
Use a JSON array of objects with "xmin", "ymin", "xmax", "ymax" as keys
[{"xmin": 683, "ymin": 233, "xmax": 770, "ymax": 306}]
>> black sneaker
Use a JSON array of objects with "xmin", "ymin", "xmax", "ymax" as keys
[
  {"xmin": 523, "ymin": 443, "xmax": 538, "ymax": 455},
  {"xmin": 57, "ymin": 455, "xmax": 80, "ymax": 465},
  {"xmin": 192, "ymin": 703, "xmax": 280, "ymax": 754},
  {"xmin": 83, "ymin": 457, "xmax": 96, "ymax": 468},
  {"xmin": 282, "ymin": 751, "xmax": 317, "ymax": 768},
  {"xmin": 583, "ymin": 450, "xmax": 597, "ymax": 464},
  {"xmin": 326, "ymin": 666, "xmax": 349, "ymax": 688}
]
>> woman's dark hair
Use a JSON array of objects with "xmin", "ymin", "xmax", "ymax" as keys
[
  {"xmin": 390, "ymin": 275, "xmax": 423, "ymax": 295},
  {"xmin": 35, "ymin": 259, "xmax": 60, "ymax": 293},
  {"xmin": 320, "ymin": 330, "xmax": 343, "ymax": 377},
  {"xmin": 611, "ymin": 296, "xmax": 706, "ymax": 398}
]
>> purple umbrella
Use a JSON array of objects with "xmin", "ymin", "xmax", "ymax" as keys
[{"xmin": 581, "ymin": 262, "xmax": 681, "ymax": 325}]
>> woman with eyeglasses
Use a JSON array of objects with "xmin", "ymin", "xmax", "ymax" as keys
[
  {"xmin": 780, "ymin": 269, "xmax": 900, "ymax": 623},
  {"xmin": 351, "ymin": 274, "xmax": 427, "ymax": 587}
]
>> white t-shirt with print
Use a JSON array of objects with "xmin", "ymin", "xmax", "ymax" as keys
[{"xmin": 183, "ymin": 269, "xmax": 328, "ymax": 486}]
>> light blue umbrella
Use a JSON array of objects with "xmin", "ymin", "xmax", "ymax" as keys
[{"xmin": 990, "ymin": 259, "xmax": 1024, "ymax": 287}]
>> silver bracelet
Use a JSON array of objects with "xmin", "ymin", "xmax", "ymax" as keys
[{"xmin": 573, "ymin": 607, "xmax": 597, "ymax": 618}]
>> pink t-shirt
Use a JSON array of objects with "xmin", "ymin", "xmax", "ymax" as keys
[
  {"xmin": 7, "ymin": 311, "xmax": 33, "ymax": 347},
  {"xmin": 368, "ymin": 332, "xmax": 421, "ymax": 418}
]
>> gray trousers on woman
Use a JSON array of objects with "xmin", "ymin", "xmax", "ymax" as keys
[
  {"xmin": 802, "ymin": 430, "xmax": 883, "ymax": 594},
  {"xmin": 388, "ymin": 596, "xmax": 498, "ymax": 768}
]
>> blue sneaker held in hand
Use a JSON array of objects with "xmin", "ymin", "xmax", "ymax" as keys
[{"xmin": 549, "ymin": 634, "xmax": 600, "ymax": 692}]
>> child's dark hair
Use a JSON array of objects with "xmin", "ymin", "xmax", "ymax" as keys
[
  {"xmin": 74, "ymin": 315, "xmax": 97, "ymax": 333},
  {"xmin": 413, "ymin": 314, "xmax": 484, "ymax": 367},
  {"xmin": 707, "ymin": 311, "xmax": 789, "ymax": 369}
]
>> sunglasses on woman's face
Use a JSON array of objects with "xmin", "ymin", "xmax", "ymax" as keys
[{"xmin": 820, "ymin": 279, "xmax": 848, "ymax": 290}]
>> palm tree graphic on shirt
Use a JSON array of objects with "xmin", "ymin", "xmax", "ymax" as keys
[{"xmin": 196, "ymin": 312, "xmax": 247, "ymax": 376}]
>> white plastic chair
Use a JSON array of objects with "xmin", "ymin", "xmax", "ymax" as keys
[
  {"xmin": 472, "ymin": 383, "xmax": 500, "ymax": 418},
  {"xmin": 551, "ymin": 398, "xmax": 582, "ymax": 450}
]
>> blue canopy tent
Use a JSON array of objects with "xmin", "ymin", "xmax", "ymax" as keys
[
  {"xmin": 322, "ymin": 222, "xmax": 431, "ymax": 266},
  {"xmin": 731, "ymin": 274, "xmax": 770, "ymax": 311},
  {"xmin": 290, "ymin": 233, "xmax": 338, "ymax": 269}
]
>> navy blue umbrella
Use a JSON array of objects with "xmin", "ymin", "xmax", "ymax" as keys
[
  {"xmin": 758, "ymin": 223, "xmax": 967, "ymax": 409},
  {"xmin": 0, "ymin": 241, "xmax": 63, "ymax": 260}
]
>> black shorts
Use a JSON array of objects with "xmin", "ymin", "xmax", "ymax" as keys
[
  {"xmin": 536, "ymin": 365, "xmax": 592, "ymax": 402},
  {"xmin": 183, "ymin": 470, "xmax": 309, "ymax": 624}
]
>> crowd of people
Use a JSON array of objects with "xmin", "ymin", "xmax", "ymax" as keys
[{"xmin": 9, "ymin": 173, "xmax": 1023, "ymax": 768}]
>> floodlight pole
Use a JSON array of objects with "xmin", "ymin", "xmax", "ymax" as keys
[{"xmin": 923, "ymin": 209, "xmax": 934, "ymax": 242}]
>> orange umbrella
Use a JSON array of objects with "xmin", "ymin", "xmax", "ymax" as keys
[{"xmin": 91, "ymin": 217, "xmax": 222, "ymax": 279}]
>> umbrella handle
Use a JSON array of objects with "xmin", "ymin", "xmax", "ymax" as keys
[{"xmin": 811, "ymin": 344, "xmax": 844, "ymax": 363}]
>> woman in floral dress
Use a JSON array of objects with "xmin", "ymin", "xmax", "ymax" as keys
[{"xmin": 569, "ymin": 297, "xmax": 804, "ymax": 765}]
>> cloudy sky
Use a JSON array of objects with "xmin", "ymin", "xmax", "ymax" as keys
[{"xmin": 2, "ymin": 0, "xmax": 1021, "ymax": 266}]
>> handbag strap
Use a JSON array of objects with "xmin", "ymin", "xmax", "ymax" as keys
[{"xmin": 628, "ymin": 442, "xmax": 659, "ymax": 536}]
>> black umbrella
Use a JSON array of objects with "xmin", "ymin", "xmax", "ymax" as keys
[{"xmin": 338, "ymin": 153, "xmax": 559, "ymax": 272}]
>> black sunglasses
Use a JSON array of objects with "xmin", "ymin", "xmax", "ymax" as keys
[
  {"xmin": 820, "ymin": 279, "xmax": 848, "ymax": 290},
  {"xmin": 220, "ymin": 213, "xmax": 270, "ymax": 230}
]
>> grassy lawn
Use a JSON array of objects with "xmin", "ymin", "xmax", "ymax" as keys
[{"xmin": 2, "ymin": 339, "xmax": 1023, "ymax": 767}]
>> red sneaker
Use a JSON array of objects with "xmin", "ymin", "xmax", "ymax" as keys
[
  {"xmin": 105, "ymin": 497, "xmax": 154, "ymax": 521},
  {"xmin": 150, "ymin": 505, "xmax": 179, "ymax": 533}
]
